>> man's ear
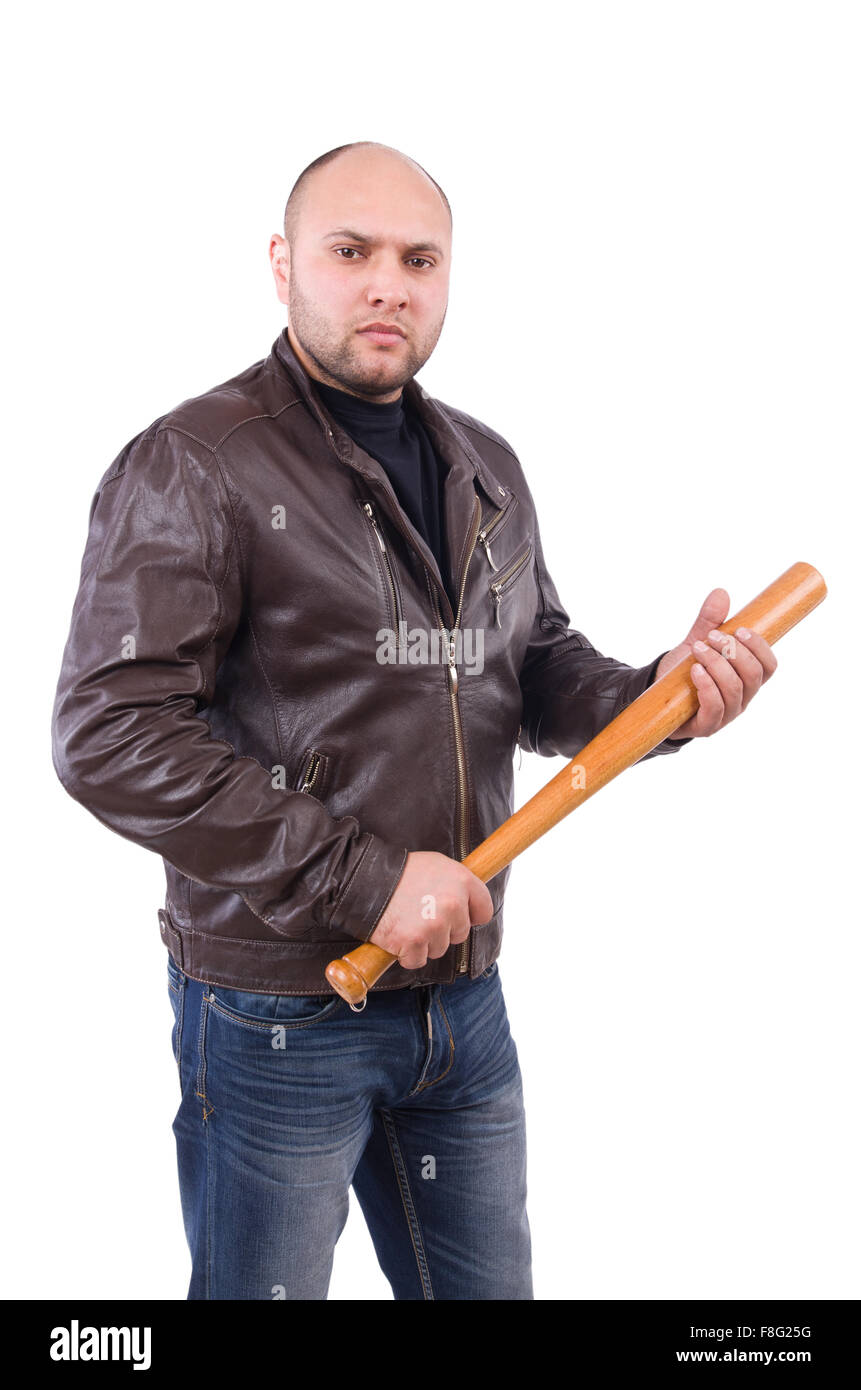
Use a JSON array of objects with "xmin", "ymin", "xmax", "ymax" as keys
[{"xmin": 269, "ymin": 234, "xmax": 291, "ymax": 308}]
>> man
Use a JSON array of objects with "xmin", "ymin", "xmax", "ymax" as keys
[{"xmin": 52, "ymin": 141, "xmax": 777, "ymax": 1300}]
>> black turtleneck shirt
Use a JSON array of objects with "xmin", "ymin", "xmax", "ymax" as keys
[{"xmin": 315, "ymin": 380, "xmax": 452, "ymax": 604}]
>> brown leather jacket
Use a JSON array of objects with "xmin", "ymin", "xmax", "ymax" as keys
[{"xmin": 51, "ymin": 327, "xmax": 688, "ymax": 994}]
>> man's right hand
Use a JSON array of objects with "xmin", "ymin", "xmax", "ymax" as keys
[{"xmin": 368, "ymin": 851, "xmax": 494, "ymax": 970}]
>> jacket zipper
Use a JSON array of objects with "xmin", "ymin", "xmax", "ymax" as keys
[
  {"xmin": 490, "ymin": 542, "xmax": 533, "ymax": 628},
  {"xmin": 477, "ymin": 492, "xmax": 517, "ymax": 572},
  {"xmin": 427, "ymin": 493, "xmax": 483, "ymax": 975},
  {"xmin": 336, "ymin": 431, "xmax": 483, "ymax": 975},
  {"xmin": 361, "ymin": 500, "xmax": 402, "ymax": 633}
]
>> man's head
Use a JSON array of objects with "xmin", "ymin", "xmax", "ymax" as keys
[{"xmin": 270, "ymin": 142, "xmax": 452, "ymax": 403}]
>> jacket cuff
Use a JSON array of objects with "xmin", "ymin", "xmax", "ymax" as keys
[{"xmin": 328, "ymin": 835, "xmax": 410, "ymax": 943}]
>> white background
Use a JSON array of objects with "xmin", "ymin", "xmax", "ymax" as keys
[{"xmin": 3, "ymin": 0, "xmax": 857, "ymax": 1301}]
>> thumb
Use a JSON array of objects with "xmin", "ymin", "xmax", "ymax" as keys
[
  {"xmin": 468, "ymin": 872, "xmax": 494, "ymax": 927},
  {"xmin": 682, "ymin": 587, "xmax": 730, "ymax": 648}
]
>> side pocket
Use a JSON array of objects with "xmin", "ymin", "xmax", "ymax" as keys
[
  {"xmin": 167, "ymin": 955, "xmax": 186, "ymax": 1089},
  {"xmin": 207, "ymin": 985, "xmax": 342, "ymax": 1030},
  {"xmin": 294, "ymin": 747, "xmax": 332, "ymax": 800}
]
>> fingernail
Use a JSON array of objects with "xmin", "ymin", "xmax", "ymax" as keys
[
  {"xmin": 693, "ymin": 640, "xmax": 707, "ymax": 652},
  {"xmin": 708, "ymin": 629, "xmax": 722, "ymax": 640},
  {"xmin": 736, "ymin": 627, "xmax": 750, "ymax": 639},
  {"xmin": 692, "ymin": 662, "xmax": 703, "ymax": 675}
]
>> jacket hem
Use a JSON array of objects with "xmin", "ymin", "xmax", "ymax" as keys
[{"xmin": 158, "ymin": 905, "xmax": 502, "ymax": 995}]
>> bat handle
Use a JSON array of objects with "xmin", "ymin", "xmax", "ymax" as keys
[
  {"xmin": 324, "ymin": 943, "xmax": 400, "ymax": 1010},
  {"xmin": 325, "ymin": 845, "xmax": 487, "ymax": 1007}
]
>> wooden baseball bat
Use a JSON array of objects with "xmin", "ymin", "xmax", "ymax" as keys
[{"xmin": 325, "ymin": 561, "xmax": 826, "ymax": 1008}]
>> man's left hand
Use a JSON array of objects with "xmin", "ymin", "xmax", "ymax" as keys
[{"xmin": 655, "ymin": 588, "xmax": 778, "ymax": 739}]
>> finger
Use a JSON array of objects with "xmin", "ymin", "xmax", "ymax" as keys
[
  {"xmin": 428, "ymin": 904, "xmax": 470, "ymax": 958},
  {"xmin": 427, "ymin": 924, "xmax": 459, "ymax": 959},
  {"xmin": 733, "ymin": 627, "xmax": 778, "ymax": 680},
  {"xmin": 399, "ymin": 951, "xmax": 429, "ymax": 970},
  {"xmin": 690, "ymin": 659, "xmax": 726, "ymax": 734},
  {"xmin": 705, "ymin": 629, "xmax": 763, "ymax": 709},
  {"xmin": 692, "ymin": 641, "xmax": 743, "ymax": 721}
]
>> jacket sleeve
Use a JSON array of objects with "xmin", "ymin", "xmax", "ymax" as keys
[
  {"xmin": 517, "ymin": 519, "xmax": 693, "ymax": 761},
  {"xmin": 51, "ymin": 424, "xmax": 408, "ymax": 943}
]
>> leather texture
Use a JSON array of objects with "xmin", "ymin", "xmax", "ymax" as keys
[{"xmin": 52, "ymin": 327, "xmax": 688, "ymax": 994}]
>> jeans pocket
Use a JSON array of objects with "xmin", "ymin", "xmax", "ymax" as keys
[
  {"xmin": 167, "ymin": 956, "xmax": 186, "ymax": 1086},
  {"xmin": 480, "ymin": 961, "xmax": 499, "ymax": 980},
  {"xmin": 207, "ymin": 984, "xmax": 342, "ymax": 1030}
]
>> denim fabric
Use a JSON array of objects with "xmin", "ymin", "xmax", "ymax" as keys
[{"xmin": 168, "ymin": 956, "xmax": 533, "ymax": 1300}]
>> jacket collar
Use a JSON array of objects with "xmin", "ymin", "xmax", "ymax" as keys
[{"xmin": 268, "ymin": 327, "xmax": 508, "ymax": 623}]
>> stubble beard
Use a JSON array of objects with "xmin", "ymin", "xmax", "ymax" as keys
[{"xmin": 287, "ymin": 279, "xmax": 445, "ymax": 401}]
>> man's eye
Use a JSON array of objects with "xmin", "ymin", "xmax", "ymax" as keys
[{"xmin": 333, "ymin": 247, "xmax": 433, "ymax": 269}]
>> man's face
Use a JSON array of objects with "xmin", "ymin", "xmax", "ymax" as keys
[{"xmin": 270, "ymin": 150, "xmax": 452, "ymax": 403}]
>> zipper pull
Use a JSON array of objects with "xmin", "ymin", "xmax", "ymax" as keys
[
  {"xmin": 491, "ymin": 586, "xmax": 502, "ymax": 627},
  {"xmin": 447, "ymin": 632, "xmax": 458, "ymax": 692},
  {"xmin": 363, "ymin": 501, "xmax": 387, "ymax": 552},
  {"xmin": 478, "ymin": 529, "xmax": 498, "ymax": 571}
]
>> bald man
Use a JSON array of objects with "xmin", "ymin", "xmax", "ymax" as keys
[{"xmin": 52, "ymin": 141, "xmax": 776, "ymax": 1300}]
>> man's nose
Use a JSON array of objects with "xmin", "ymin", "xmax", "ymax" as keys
[{"xmin": 364, "ymin": 260, "xmax": 410, "ymax": 305}]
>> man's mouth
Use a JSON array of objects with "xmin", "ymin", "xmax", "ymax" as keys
[{"xmin": 359, "ymin": 323, "xmax": 406, "ymax": 345}]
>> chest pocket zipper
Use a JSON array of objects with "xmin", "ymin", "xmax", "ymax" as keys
[
  {"xmin": 477, "ymin": 493, "xmax": 518, "ymax": 571},
  {"xmin": 490, "ymin": 541, "xmax": 534, "ymax": 628},
  {"xmin": 359, "ymin": 497, "xmax": 403, "ymax": 632}
]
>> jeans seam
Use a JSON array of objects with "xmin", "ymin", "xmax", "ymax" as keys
[
  {"xmin": 205, "ymin": 1108, "xmax": 213, "ymax": 1300},
  {"xmin": 205, "ymin": 997, "xmax": 341, "ymax": 1031},
  {"xmin": 196, "ymin": 994, "xmax": 215, "ymax": 1300},
  {"xmin": 196, "ymin": 995, "xmax": 215, "ymax": 1124},
  {"xmin": 176, "ymin": 981, "xmax": 185, "ymax": 1089},
  {"xmin": 379, "ymin": 1108, "xmax": 434, "ymax": 1300}
]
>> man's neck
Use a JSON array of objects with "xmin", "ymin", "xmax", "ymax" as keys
[{"xmin": 287, "ymin": 322, "xmax": 404, "ymax": 406}]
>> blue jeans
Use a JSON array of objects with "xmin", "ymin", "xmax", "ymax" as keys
[{"xmin": 167, "ymin": 955, "xmax": 533, "ymax": 1300}]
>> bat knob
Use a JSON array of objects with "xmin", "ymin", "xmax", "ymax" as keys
[{"xmin": 326, "ymin": 955, "xmax": 371, "ymax": 1008}]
